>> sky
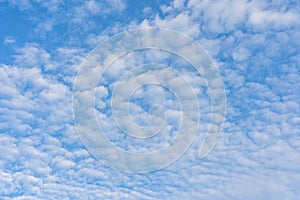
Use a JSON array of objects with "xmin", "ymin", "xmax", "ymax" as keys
[{"xmin": 0, "ymin": 0, "xmax": 300, "ymax": 199}]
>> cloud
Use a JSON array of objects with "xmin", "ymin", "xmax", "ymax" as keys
[
  {"xmin": 6, "ymin": 0, "xmax": 63, "ymax": 12},
  {"xmin": 69, "ymin": 0, "xmax": 126, "ymax": 25},
  {"xmin": 1, "ymin": 0, "xmax": 300, "ymax": 199},
  {"xmin": 14, "ymin": 43, "xmax": 54, "ymax": 70},
  {"xmin": 248, "ymin": 10, "xmax": 299, "ymax": 29},
  {"xmin": 4, "ymin": 37, "xmax": 16, "ymax": 45}
]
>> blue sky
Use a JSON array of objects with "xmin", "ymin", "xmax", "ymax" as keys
[{"xmin": 1, "ymin": 0, "xmax": 300, "ymax": 199}]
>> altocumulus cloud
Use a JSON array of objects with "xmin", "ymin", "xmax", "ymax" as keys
[{"xmin": 0, "ymin": 0, "xmax": 300, "ymax": 199}]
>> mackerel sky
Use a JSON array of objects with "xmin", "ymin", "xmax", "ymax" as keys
[{"xmin": 0, "ymin": 0, "xmax": 300, "ymax": 199}]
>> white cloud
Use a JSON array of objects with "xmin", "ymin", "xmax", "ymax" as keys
[
  {"xmin": 4, "ymin": 37, "xmax": 16, "ymax": 45},
  {"xmin": 248, "ymin": 10, "xmax": 299, "ymax": 29},
  {"xmin": 85, "ymin": 0, "xmax": 101, "ymax": 15},
  {"xmin": 108, "ymin": 0, "xmax": 126, "ymax": 11},
  {"xmin": 51, "ymin": 156, "xmax": 76, "ymax": 169},
  {"xmin": 34, "ymin": 20, "xmax": 54, "ymax": 37},
  {"xmin": 7, "ymin": 0, "xmax": 63, "ymax": 12},
  {"xmin": 232, "ymin": 47, "xmax": 250, "ymax": 62},
  {"xmin": 1, "ymin": 0, "xmax": 300, "ymax": 199},
  {"xmin": 69, "ymin": 0, "xmax": 126, "ymax": 25},
  {"xmin": 14, "ymin": 43, "xmax": 55, "ymax": 70}
]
